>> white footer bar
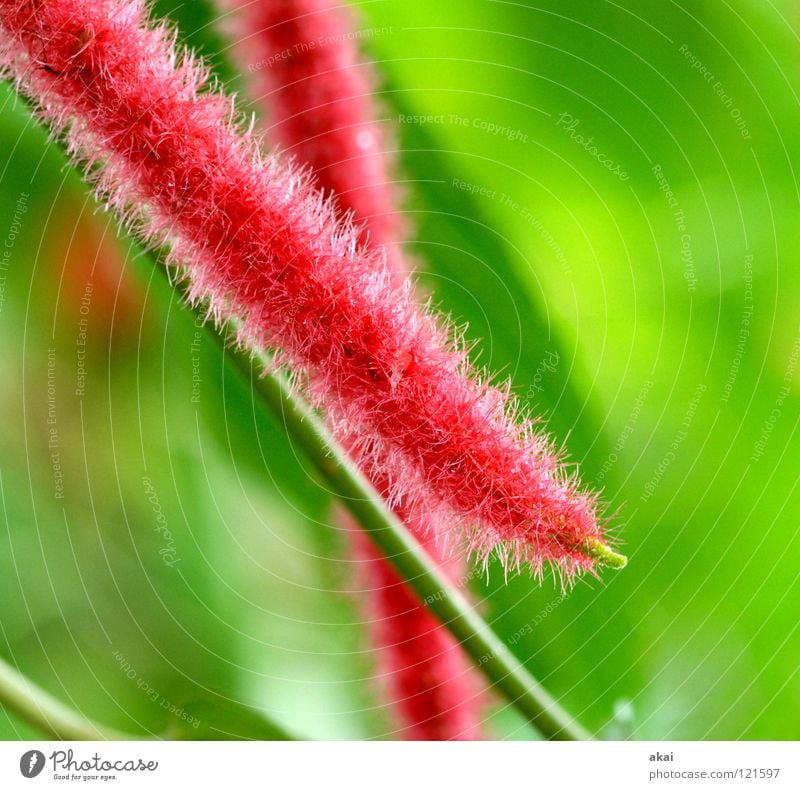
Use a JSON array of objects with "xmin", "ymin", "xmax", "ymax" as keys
[{"xmin": 0, "ymin": 740, "xmax": 796, "ymax": 789}]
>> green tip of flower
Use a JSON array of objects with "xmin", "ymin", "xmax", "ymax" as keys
[{"xmin": 584, "ymin": 538, "xmax": 627, "ymax": 569}]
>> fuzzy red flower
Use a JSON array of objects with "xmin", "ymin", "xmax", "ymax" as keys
[
  {"xmin": 0, "ymin": 0, "xmax": 616, "ymax": 582},
  {"xmin": 223, "ymin": 0, "xmax": 405, "ymax": 259},
  {"xmin": 221, "ymin": 0, "xmax": 486, "ymax": 738}
]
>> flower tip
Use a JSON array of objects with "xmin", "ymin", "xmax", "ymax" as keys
[{"xmin": 584, "ymin": 538, "xmax": 627, "ymax": 570}]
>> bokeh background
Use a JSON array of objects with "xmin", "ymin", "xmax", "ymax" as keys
[{"xmin": 1, "ymin": 0, "xmax": 798, "ymax": 740}]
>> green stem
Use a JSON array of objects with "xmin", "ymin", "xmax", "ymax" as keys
[
  {"xmin": 195, "ymin": 304, "xmax": 593, "ymax": 740},
  {"xmin": 0, "ymin": 657, "xmax": 135, "ymax": 740},
  {"xmin": 0, "ymin": 653, "xmax": 299, "ymax": 741},
  {"xmin": 0, "ymin": 285, "xmax": 592, "ymax": 741},
  {"xmin": 149, "ymin": 3, "xmax": 613, "ymax": 739},
  {"xmin": 0, "ymin": 81, "xmax": 609, "ymax": 742}
]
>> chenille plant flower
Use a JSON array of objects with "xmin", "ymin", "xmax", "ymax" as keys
[
  {"xmin": 352, "ymin": 526, "xmax": 484, "ymax": 739},
  {"xmin": 221, "ymin": 0, "xmax": 486, "ymax": 738},
  {"xmin": 0, "ymin": 0, "xmax": 624, "ymax": 596},
  {"xmin": 223, "ymin": 0, "xmax": 406, "ymax": 258}
]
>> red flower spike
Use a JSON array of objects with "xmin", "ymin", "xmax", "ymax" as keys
[
  {"xmin": 222, "ymin": 0, "xmax": 486, "ymax": 738},
  {"xmin": 352, "ymin": 523, "xmax": 484, "ymax": 740},
  {"xmin": 223, "ymin": 0, "xmax": 406, "ymax": 262},
  {"xmin": 0, "ymin": 0, "xmax": 623, "ymax": 585}
]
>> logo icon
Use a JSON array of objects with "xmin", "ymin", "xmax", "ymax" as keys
[{"xmin": 19, "ymin": 750, "xmax": 45, "ymax": 779}]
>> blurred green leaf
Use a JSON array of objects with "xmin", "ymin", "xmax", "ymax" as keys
[{"xmin": 168, "ymin": 694, "xmax": 297, "ymax": 741}]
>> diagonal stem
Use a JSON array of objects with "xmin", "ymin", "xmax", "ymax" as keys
[
  {"xmin": 222, "ymin": 329, "xmax": 591, "ymax": 740},
  {"xmin": 0, "ymin": 656, "xmax": 135, "ymax": 740},
  {"xmin": 175, "ymin": 273, "xmax": 593, "ymax": 740}
]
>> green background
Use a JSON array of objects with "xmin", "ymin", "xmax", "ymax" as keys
[{"xmin": 0, "ymin": 0, "xmax": 798, "ymax": 739}]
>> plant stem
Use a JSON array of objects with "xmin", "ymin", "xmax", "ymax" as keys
[
  {"xmin": 194, "ymin": 303, "xmax": 593, "ymax": 740},
  {"xmin": 0, "ymin": 657, "xmax": 135, "ymax": 740},
  {"xmin": 150, "ymin": 1, "xmax": 608, "ymax": 740},
  {"xmin": 0, "ymin": 89, "xmax": 596, "ymax": 742}
]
